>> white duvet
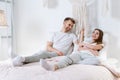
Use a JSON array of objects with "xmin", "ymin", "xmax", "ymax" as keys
[{"xmin": 0, "ymin": 59, "xmax": 119, "ymax": 80}]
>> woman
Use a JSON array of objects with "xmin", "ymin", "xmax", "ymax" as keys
[{"xmin": 40, "ymin": 28, "xmax": 104, "ymax": 71}]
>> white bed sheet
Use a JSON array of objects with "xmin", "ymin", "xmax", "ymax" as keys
[{"xmin": 0, "ymin": 58, "xmax": 119, "ymax": 80}]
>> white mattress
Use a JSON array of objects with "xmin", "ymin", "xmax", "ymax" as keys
[{"xmin": 0, "ymin": 58, "xmax": 119, "ymax": 80}]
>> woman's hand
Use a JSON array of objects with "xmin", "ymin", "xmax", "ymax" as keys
[
  {"xmin": 88, "ymin": 49, "xmax": 99, "ymax": 56},
  {"xmin": 78, "ymin": 42, "xmax": 84, "ymax": 47},
  {"xmin": 78, "ymin": 47, "xmax": 86, "ymax": 51},
  {"xmin": 78, "ymin": 42, "xmax": 87, "ymax": 51},
  {"xmin": 80, "ymin": 28, "xmax": 84, "ymax": 35},
  {"xmin": 79, "ymin": 42, "xmax": 88, "ymax": 48},
  {"xmin": 78, "ymin": 45, "xmax": 88, "ymax": 51}
]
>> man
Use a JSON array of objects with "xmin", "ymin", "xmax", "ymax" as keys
[{"xmin": 13, "ymin": 17, "xmax": 78, "ymax": 66}]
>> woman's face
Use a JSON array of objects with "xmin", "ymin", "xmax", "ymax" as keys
[{"xmin": 92, "ymin": 30, "xmax": 100, "ymax": 41}]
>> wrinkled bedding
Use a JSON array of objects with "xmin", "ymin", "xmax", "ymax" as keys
[{"xmin": 0, "ymin": 58, "xmax": 119, "ymax": 80}]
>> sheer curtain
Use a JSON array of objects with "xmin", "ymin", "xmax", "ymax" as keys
[
  {"xmin": 42, "ymin": 0, "xmax": 58, "ymax": 8},
  {"xmin": 69, "ymin": 0, "xmax": 98, "ymax": 39}
]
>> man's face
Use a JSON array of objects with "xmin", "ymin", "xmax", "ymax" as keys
[{"xmin": 63, "ymin": 20, "xmax": 74, "ymax": 32}]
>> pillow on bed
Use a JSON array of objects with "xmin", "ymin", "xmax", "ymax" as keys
[{"xmin": 98, "ymin": 32, "xmax": 109, "ymax": 62}]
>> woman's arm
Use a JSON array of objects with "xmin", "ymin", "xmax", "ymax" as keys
[
  {"xmin": 79, "ymin": 28, "xmax": 84, "ymax": 43},
  {"xmin": 78, "ymin": 45, "xmax": 99, "ymax": 56},
  {"xmin": 83, "ymin": 43, "xmax": 103, "ymax": 51},
  {"xmin": 87, "ymin": 48, "xmax": 99, "ymax": 56}
]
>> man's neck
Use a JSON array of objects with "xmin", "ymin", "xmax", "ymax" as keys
[{"xmin": 61, "ymin": 28, "xmax": 66, "ymax": 33}]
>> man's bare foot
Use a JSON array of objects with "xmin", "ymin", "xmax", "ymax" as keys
[{"xmin": 40, "ymin": 59, "xmax": 59, "ymax": 71}]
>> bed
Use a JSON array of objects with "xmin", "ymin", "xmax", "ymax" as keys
[{"xmin": 0, "ymin": 57, "xmax": 119, "ymax": 80}]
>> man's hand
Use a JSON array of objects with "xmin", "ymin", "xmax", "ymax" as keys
[
  {"xmin": 47, "ymin": 42, "xmax": 64, "ymax": 56},
  {"xmin": 56, "ymin": 51, "xmax": 64, "ymax": 56}
]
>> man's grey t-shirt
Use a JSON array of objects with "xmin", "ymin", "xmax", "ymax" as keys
[{"xmin": 48, "ymin": 32, "xmax": 77, "ymax": 55}]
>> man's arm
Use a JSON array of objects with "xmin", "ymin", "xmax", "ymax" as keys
[{"xmin": 46, "ymin": 41, "xmax": 64, "ymax": 56}]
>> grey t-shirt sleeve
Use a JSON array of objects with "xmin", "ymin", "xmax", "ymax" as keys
[
  {"xmin": 72, "ymin": 33, "xmax": 78, "ymax": 43},
  {"xmin": 47, "ymin": 32, "xmax": 55, "ymax": 42}
]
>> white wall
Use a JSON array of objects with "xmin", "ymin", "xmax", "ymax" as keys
[{"xmin": 13, "ymin": 0, "xmax": 72, "ymax": 55}]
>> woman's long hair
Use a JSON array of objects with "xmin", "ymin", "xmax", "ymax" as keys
[{"xmin": 94, "ymin": 28, "xmax": 104, "ymax": 44}]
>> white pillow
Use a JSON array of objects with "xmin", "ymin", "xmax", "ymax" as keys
[{"xmin": 98, "ymin": 32, "xmax": 109, "ymax": 62}]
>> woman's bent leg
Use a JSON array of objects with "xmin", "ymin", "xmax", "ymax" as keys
[{"xmin": 56, "ymin": 53, "xmax": 81, "ymax": 69}]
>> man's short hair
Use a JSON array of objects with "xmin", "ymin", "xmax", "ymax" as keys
[{"xmin": 64, "ymin": 17, "xmax": 75, "ymax": 24}]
